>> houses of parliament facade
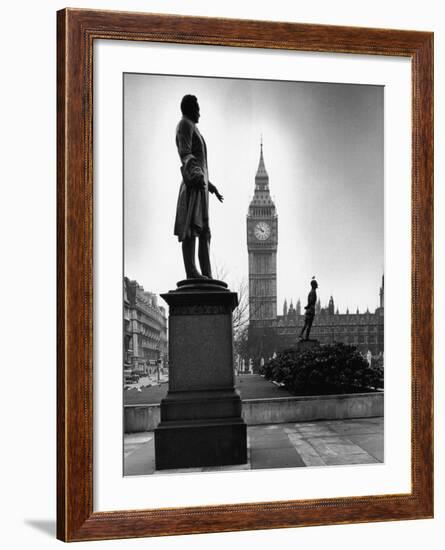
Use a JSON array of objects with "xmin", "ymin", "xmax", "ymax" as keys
[{"xmin": 246, "ymin": 143, "xmax": 384, "ymax": 362}]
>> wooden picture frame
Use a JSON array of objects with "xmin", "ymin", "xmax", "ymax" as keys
[{"xmin": 57, "ymin": 8, "xmax": 433, "ymax": 542}]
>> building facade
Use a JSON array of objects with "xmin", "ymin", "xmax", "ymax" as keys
[
  {"xmin": 123, "ymin": 277, "xmax": 168, "ymax": 374},
  {"xmin": 246, "ymin": 144, "xmax": 384, "ymax": 365}
]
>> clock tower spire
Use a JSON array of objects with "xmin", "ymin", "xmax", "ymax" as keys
[{"xmin": 247, "ymin": 140, "xmax": 278, "ymax": 322}]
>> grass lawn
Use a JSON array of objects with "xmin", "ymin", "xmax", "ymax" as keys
[{"xmin": 124, "ymin": 374, "xmax": 293, "ymax": 405}]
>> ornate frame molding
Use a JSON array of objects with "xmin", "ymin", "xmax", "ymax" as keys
[{"xmin": 57, "ymin": 9, "xmax": 433, "ymax": 541}]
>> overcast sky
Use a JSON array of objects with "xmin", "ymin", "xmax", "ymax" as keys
[{"xmin": 124, "ymin": 73, "xmax": 383, "ymax": 313}]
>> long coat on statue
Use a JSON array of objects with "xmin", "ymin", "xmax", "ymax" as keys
[{"xmin": 174, "ymin": 116, "xmax": 216, "ymax": 242}]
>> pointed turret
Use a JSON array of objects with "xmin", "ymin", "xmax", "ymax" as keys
[
  {"xmin": 248, "ymin": 139, "xmax": 276, "ymax": 212},
  {"xmin": 296, "ymin": 298, "xmax": 301, "ymax": 316},
  {"xmin": 283, "ymin": 299, "xmax": 288, "ymax": 317},
  {"xmin": 379, "ymin": 274, "xmax": 384, "ymax": 308},
  {"xmin": 255, "ymin": 138, "xmax": 269, "ymax": 186}
]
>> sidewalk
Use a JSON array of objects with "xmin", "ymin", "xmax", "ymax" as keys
[{"xmin": 124, "ymin": 417, "xmax": 383, "ymax": 476}]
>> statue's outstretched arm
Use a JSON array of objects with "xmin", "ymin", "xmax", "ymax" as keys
[{"xmin": 208, "ymin": 181, "xmax": 224, "ymax": 203}]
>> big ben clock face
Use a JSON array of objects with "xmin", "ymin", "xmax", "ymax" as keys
[{"xmin": 254, "ymin": 221, "xmax": 271, "ymax": 241}]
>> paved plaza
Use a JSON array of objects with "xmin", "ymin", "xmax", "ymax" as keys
[{"xmin": 124, "ymin": 417, "xmax": 383, "ymax": 476}]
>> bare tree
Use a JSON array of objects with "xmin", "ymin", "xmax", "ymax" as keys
[
  {"xmin": 213, "ymin": 262, "xmax": 229, "ymax": 283},
  {"xmin": 212, "ymin": 262, "xmax": 251, "ymax": 361},
  {"xmin": 232, "ymin": 278, "xmax": 249, "ymax": 332},
  {"xmin": 213, "ymin": 261, "xmax": 268, "ymax": 369}
]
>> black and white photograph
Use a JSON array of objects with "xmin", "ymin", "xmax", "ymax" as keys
[{"xmin": 123, "ymin": 73, "xmax": 384, "ymax": 475}]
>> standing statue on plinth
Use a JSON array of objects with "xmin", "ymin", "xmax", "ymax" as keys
[
  {"xmin": 157, "ymin": 112, "xmax": 246, "ymax": 468},
  {"xmin": 299, "ymin": 277, "xmax": 318, "ymax": 340},
  {"xmin": 174, "ymin": 94, "xmax": 224, "ymax": 279}
]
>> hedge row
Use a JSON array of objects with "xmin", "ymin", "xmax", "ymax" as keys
[{"xmin": 260, "ymin": 342, "xmax": 383, "ymax": 396}]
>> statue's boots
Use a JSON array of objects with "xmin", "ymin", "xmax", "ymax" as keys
[
  {"xmin": 198, "ymin": 230, "xmax": 212, "ymax": 279},
  {"xmin": 182, "ymin": 237, "xmax": 206, "ymax": 279}
]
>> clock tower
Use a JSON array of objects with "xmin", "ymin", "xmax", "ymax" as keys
[{"xmin": 247, "ymin": 141, "xmax": 278, "ymax": 322}]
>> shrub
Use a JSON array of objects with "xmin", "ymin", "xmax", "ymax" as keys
[{"xmin": 260, "ymin": 342, "xmax": 383, "ymax": 395}]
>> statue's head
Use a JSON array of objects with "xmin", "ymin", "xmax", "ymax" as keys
[
  {"xmin": 310, "ymin": 277, "xmax": 318, "ymax": 289},
  {"xmin": 181, "ymin": 94, "xmax": 200, "ymax": 123}
]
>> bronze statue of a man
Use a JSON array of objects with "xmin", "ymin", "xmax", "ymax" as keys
[
  {"xmin": 174, "ymin": 95, "xmax": 223, "ymax": 279},
  {"xmin": 299, "ymin": 277, "xmax": 318, "ymax": 340}
]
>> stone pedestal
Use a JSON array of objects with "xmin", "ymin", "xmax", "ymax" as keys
[
  {"xmin": 294, "ymin": 339, "xmax": 320, "ymax": 352},
  {"xmin": 154, "ymin": 279, "xmax": 247, "ymax": 470},
  {"xmin": 281, "ymin": 339, "xmax": 321, "ymax": 357}
]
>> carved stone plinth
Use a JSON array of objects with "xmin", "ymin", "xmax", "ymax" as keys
[
  {"xmin": 154, "ymin": 279, "xmax": 247, "ymax": 470},
  {"xmin": 280, "ymin": 339, "xmax": 321, "ymax": 357},
  {"xmin": 294, "ymin": 339, "xmax": 320, "ymax": 352}
]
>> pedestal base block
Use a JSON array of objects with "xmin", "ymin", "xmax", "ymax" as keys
[
  {"xmin": 155, "ymin": 418, "xmax": 247, "ymax": 470},
  {"xmin": 159, "ymin": 390, "xmax": 243, "ymax": 422}
]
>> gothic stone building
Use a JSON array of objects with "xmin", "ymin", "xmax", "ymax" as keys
[
  {"xmin": 277, "ymin": 288, "xmax": 384, "ymax": 357},
  {"xmin": 246, "ymin": 144, "xmax": 384, "ymax": 365}
]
